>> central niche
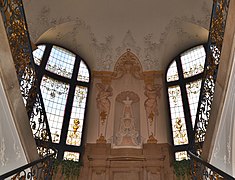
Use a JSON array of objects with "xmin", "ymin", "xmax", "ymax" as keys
[{"xmin": 114, "ymin": 91, "xmax": 140, "ymax": 147}]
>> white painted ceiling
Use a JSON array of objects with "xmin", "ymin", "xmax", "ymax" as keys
[{"xmin": 23, "ymin": 0, "xmax": 212, "ymax": 71}]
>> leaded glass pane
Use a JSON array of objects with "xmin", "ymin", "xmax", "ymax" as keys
[
  {"xmin": 181, "ymin": 45, "xmax": 206, "ymax": 78},
  {"xmin": 168, "ymin": 86, "xmax": 188, "ymax": 145},
  {"xmin": 66, "ymin": 86, "xmax": 88, "ymax": 146},
  {"xmin": 33, "ymin": 45, "xmax": 46, "ymax": 65},
  {"xmin": 175, "ymin": 151, "xmax": 189, "ymax": 161},
  {"xmin": 40, "ymin": 75, "xmax": 69, "ymax": 143},
  {"xmin": 186, "ymin": 80, "xmax": 202, "ymax": 128},
  {"xmin": 77, "ymin": 60, "xmax": 89, "ymax": 82},
  {"xmin": 166, "ymin": 61, "xmax": 179, "ymax": 82},
  {"xmin": 63, "ymin": 151, "xmax": 80, "ymax": 161},
  {"xmin": 46, "ymin": 46, "xmax": 76, "ymax": 78}
]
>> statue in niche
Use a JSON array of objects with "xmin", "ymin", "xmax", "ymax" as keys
[{"xmin": 116, "ymin": 96, "xmax": 139, "ymax": 146}]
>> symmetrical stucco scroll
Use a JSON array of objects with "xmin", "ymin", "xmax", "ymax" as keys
[{"xmin": 113, "ymin": 49, "xmax": 143, "ymax": 80}]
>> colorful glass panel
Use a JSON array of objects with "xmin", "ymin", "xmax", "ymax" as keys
[
  {"xmin": 33, "ymin": 45, "xmax": 46, "ymax": 65},
  {"xmin": 66, "ymin": 86, "xmax": 88, "ymax": 146},
  {"xmin": 46, "ymin": 46, "xmax": 76, "ymax": 78},
  {"xmin": 77, "ymin": 60, "xmax": 89, "ymax": 82},
  {"xmin": 181, "ymin": 45, "xmax": 206, "ymax": 78},
  {"xmin": 168, "ymin": 86, "xmax": 188, "ymax": 145},
  {"xmin": 166, "ymin": 61, "xmax": 179, "ymax": 82},
  {"xmin": 186, "ymin": 80, "xmax": 202, "ymax": 128},
  {"xmin": 63, "ymin": 151, "xmax": 80, "ymax": 161},
  {"xmin": 40, "ymin": 75, "xmax": 69, "ymax": 143},
  {"xmin": 175, "ymin": 151, "xmax": 189, "ymax": 161}
]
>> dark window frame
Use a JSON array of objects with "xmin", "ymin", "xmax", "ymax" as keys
[
  {"xmin": 33, "ymin": 43, "xmax": 91, "ymax": 161},
  {"xmin": 165, "ymin": 44, "xmax": 207, "ymax": 160}
]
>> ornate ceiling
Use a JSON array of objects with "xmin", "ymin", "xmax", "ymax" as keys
[{"xmin": 23, "ymin": 0, "xmax": 212, "ymax": 71}]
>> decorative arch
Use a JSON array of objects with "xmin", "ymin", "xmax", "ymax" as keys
[{"xmin": 113, "ymin": 49, "xmax": 143, "ymax": 79}]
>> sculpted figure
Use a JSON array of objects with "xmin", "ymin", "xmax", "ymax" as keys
[
  {"xmin": 144, "ymin": 84, "xmax": 161, "ymax": 124},
  {"xmin": 96, "ymin": 83, "xmax": 113, "ymax": 117}
]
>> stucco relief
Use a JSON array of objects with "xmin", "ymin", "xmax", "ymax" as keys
[
  {"xmin": 113, "ymin": 49, "xmax": 143, "ymax": 79},
  {"xmin": 28, "ymin": 5, "xmax": 210, "ymax": 72},
  {"xmin": 144, "ymin": 83, "xmax": 162, "ymax": 141},
  {"xmin": 116, "ymin": 30, "xmax": 141, "ymax": 57},
  {"xmin": 115, "ymin": 91, "xmax": 140, "ymax": 147},
  {"xmin": 27, "ymin": 6, "xmax": 94, "ymax": 43},
  {"xmin": 96, "ymin": 82, "xmax": 113, "ymax": 143},
  {"xmin": 0, "ymin": 138, "xmax": 8, "ymax": 167},
  {"xmin": 94, "ymin": 51, "xmax": 164, "ymax": 145},
  {"xmin": 143, "ymin": 34, "xmax": 160, "ymax": 70},
  {"xmin": 14, "ymin": 143, "xmax": 21, "ymax": 160},
  {"xmin": 91, "ymin": 35, "xmax": 114, "ymax": 71}
]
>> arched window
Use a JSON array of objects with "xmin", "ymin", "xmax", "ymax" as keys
[
  {"xmin": 166, "ymin": 45, "xmax": 206, "ymax": 161},
  {"xmin": 32, "ymin": 44, "xmax": 90, "ymax": 161}
]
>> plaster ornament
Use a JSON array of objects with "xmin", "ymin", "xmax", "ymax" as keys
[
  {"xmin": 143, "ymin": 34, "xmax": 160, "ymax": 70},
  {"xmin": 0, "ymin": 138, "xmax": 8, "ymax": 167},
  {"xmin": 14, "ymin": 143, "xmax": 21, "ymax": 160},
  {"xmin": 96, "ymin": 82, "xmax": 113, "ymax": 142},
  {"xmin": 116, "ymin": 91, "xmax": 139, "ymax": 104},
  {"xmin": 96, "ymin": 134, "xmax": 107, "ymax": 144},
  {"xmin": 144, "ymin": 83, "xmax": 162, "ymax": 138},
  {"xmin": 91, "ymin": 36, "xmax": 114, "ymax": 71},
  {"xmin": 113, "ymin": 49, "xmax": 143, "ymax": 80},
  {"xmin": 116, "ymin": 97, "xmax": 139, "ymax": 146},
  {"xmin": 147, "ymin": 133, "xmax": 158, "ymax": 144},
  {"xmin": 116, "ymin": 30, "xmax": 141, "ymax": 57}
]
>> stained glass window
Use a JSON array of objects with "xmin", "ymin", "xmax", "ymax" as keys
[
  {"xmin": 166, "ymin": 45, "xmax": 206, "ymax": 161},
  {"xmin": 33, "ymin": 44, "xmax": 90, "ymax": 161},
  {"xmin": 66, "ymin": 86, "xmax": 87, "ymax": 146},
  {"xmin": 175, "ymin": 151, "xmax": 189, "ymax": 161},
  {"xmin": 78, "ymin": 60, "xmax": 90, "ymax": 82},
  {"xmin": 40, "ymin": 76, "xmax": 69, "ymax": 143},
  {"xmin": 186, "ymin": 80, "xmax": 202, "ymax": 128},
  {"xmin": 168, "ymin": 86, "xmax": 188, "ymax": 146},
  {"xmin": 46, "ymin": 46, "xmax": 76, "ymax": 78},
  {"xmin": 64, "ymin": 151, "xmax": 80, "ymax": 161},
  {"xmin": 33, "ymin": 45, "xmax": 46, "ymax": 65},
  {"xmin": 181, "ymin": 45, "xmax": 205, "ymax": 78},
  {"xmin": 166, "ymin": 61, "xmax": 179, "ymax": 82}
]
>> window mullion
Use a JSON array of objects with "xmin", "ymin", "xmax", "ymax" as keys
[
  {"xmin": 176, "ymin": 58, "xmax": 194, "ymax": 145},
  {"xmin": 58, "ymin": 56, "xmax": 81, "ymax": 160}
]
